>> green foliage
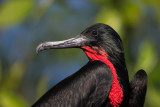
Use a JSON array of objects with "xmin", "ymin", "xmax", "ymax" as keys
[
  {"xmin": 134, "ymin": 40, "xmax": 158, "ymax": 74},
  {"xmin": 94, "ymin": 6, "xmax": 123, "ymax": 37},
  {"xmin": 145, "ymin": 86, "xmax": 160, "ymax": 107},
  {"xmin": 0, "ymin": 88, "xmax": 29, "ymax": 107},
  {"xmin": 35, "ymin": 76, "xmax": 47, "ymax": 101},
  {"xmin": 3, "ymin": 61, "xmax": 26, "ymax": 89},
  {"xmin": 122, "ymin": 3, "xmax": 141, "ymax": 26},
  {"xmin": 0, "ymin": 0, "xmax": 160, "ymax": 106},
  {"xmin": 0, "ymin": 1, "xmax": 33, "ymax": 28},
  {"xmin": 0, "ymin": 61, "xmax": 29, "ymax": 106}
]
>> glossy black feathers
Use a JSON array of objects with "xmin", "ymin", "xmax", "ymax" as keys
[
  {"xmin": 129, "ymin": 70, "xmax": 148, "ymax": 107},
  {"xmin": 32, "ymin": 61, "xmax": 113, "ymax": 107}
]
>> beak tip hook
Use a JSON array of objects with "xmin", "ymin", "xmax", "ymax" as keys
[{"xmin": 36, "ymin": 43, "xmax": 43, "ymax": 55}]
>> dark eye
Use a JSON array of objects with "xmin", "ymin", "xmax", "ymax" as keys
[{"xmin": 92, "ymin": 31, "xmax": 98, "ymax": 36}]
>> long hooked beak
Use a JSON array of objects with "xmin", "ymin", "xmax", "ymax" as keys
[{"xmin": 36, "ymin": 35, "xmax": 88, "ymax": 54}]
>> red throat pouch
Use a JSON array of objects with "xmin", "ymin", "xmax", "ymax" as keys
[{"xmin": 81, "ymin": 46, "xmax": 123, "ymax": 107}]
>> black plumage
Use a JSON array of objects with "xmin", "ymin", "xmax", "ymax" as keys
[
  {"xmin": 32, "ymin": 61, "xmax": 113, "ymax": 107},
  {"xmin": 129, "ymin": 70, "xmax": 147, "ymax": 107},
  {"xmin": 33, "ymin": 23, "xmax": 147, "ymax": 107}
]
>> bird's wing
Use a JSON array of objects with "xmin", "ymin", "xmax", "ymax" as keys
[
  {"xmin": 32, "ymin": 60, "xmax": 113, "ymax": 107},
  {"xmin": 129, "ymin": 69, "xmax": 147, "ymax": 107}
]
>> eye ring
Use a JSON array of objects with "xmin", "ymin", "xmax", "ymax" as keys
[{"xmin": 92, "ymin": 31, "xmax": 98, "ymax": 36}]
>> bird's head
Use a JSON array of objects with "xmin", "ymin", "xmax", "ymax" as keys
[{"xmin": 36, "ymin": 23, "xmax": 125, "ymax": 66}]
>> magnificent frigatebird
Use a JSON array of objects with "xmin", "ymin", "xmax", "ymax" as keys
[{"xmin": 33, "ymin": 23, "xmax": 147, "ymax": 107}]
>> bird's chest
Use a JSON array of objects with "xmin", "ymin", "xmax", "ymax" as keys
[{"xmin": 81, "ymin": 46, "xmax": 124, "ymax": 107}]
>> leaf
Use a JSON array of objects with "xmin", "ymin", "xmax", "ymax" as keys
[
  {"xmin": 35, "ymin": 76, "xmax": 47, "ymax": 101},
  {"xmin": 0, "ymin": 88, "xmax": 29, "ymax": 107},
  {"xmin": 134, "ymin": 40, "xmax": 158, "ymax": 74},
  {"xmin": 123, "ymin": 3, "xmax": 140, "ymax": 26},
  {"xmin": 0, "ymin": 1, "xmax": 33, "ymax": 28},
  {"xmin": 145, "ymin": 86, "xmax": 160, "ymax": 107},
  {"xmin": 3, "ymin": 61, "xmax": 26, "ymax": 90}
]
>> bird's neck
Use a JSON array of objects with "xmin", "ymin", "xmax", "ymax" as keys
[{"xmin": 81, "ymin": 46, "xmax": 123, "ymax": 107}]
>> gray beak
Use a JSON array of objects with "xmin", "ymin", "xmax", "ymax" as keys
[{"xmin": 36, "ymin": 35, "xmax": 88, "ymax": 54}]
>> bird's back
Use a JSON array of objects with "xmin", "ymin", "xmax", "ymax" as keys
[{"xmin": 32, "ymin": 61, "xmax": 113, "ymax": 107}]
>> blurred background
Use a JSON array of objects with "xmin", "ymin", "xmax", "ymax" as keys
[{"xmin": 0, "ymin": 0, "xmax": 160, "ymax": 107}]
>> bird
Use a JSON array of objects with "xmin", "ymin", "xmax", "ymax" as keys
[{"xmin": 33, "ymin": 23, "xmax": 147, "ymax": 107}]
